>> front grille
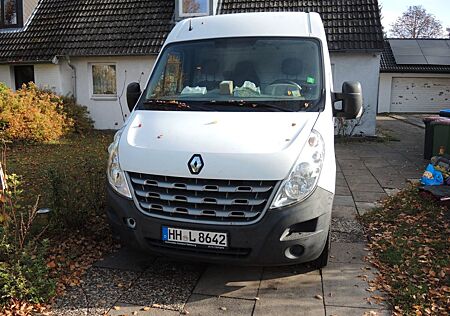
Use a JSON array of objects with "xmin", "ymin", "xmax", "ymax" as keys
[{"xmin": 128, "ymin": 172, "xmax": 277, "ymax": 223}]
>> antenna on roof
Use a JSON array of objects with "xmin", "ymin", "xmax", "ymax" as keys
[{"xmin": 189, "ymin": 19, "xmax": 193, "ymax": 31}]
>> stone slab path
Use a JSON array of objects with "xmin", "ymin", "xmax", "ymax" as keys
[{"xmin": 54, "ymin": 116, "xmax": 427, "ymax": 316}]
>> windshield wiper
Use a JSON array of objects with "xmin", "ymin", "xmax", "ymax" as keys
[
  {"xmin": 201, "ymin": 100, "xmax": 297, "ymax": 112},
  {"xmin": 142, "ymin": 99, "xmax": 216, "ymax": 111},
  {"xmin": 142, "ymin": 99, "xmax": 191, "ymax": 109}
]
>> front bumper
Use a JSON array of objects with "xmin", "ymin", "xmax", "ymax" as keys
[{"xmin": 106, "ymin": 185, "xmax": 333, "ymax": 266}]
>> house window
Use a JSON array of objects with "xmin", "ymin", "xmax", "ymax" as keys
[
  {"xmin": 177, "ymin": 0, "xmax": 211, "ymax": 18},
  {"xmin": 1, "ymin": 0, "xmax": 23, "ymax": 28},
  {"xmin": 14, "ymin": 65, "xmax": 34, "ymax": 90},
  {"xmin": 91, "ymin": 64, "xmax": 117, "ymax": 98}
]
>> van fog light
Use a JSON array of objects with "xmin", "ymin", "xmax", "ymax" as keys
[
  {"xmin": 285, "ymin": 245, "xmax": 305, "ymax": 259},
  {"xmin": 125, "ymin": 217, "xmax": 137, "ymax": 229},
  {"xmin": 271, "ymin": 130, "xmax": 325, "ymax": 209}
]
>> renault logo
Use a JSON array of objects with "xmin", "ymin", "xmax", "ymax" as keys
[{"xmin": 188, "ymin": 154, "xmax": 204, "ymax": 175}]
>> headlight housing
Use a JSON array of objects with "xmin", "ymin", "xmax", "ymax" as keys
[
  {"xmin": 270, "ymin": 129, "xmax": 325, "ymax": 209},
  {"xmin": 107, "ymin": 130, "xmax": 132, "ymax": 198}
]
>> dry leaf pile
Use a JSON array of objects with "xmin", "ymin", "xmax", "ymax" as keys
[{"xmin": 361, "ymin": 186, "xmax": 449, "ymax": 315}]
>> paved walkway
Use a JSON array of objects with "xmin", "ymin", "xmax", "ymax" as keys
[{"xmin": 54, "ymin": 116, "xmax": 427, "ymax": 316}]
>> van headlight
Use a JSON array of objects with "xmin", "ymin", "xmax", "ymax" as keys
[
  {"xmin": 270, "ymin": 130, "xmax": 325, "ymax": 209},
  {"xmin": 107, "ymin": 130, "xmax": 132, "ymax": 198}
]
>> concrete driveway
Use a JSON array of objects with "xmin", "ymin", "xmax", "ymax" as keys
[{"xmin": 54, "ymin": 116, "xmax": 426, "ymax": 316}]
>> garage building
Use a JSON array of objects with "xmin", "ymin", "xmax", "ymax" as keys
[{"xmin": 378, "ymin": 39, "xmax": 450, "ymax": 113}]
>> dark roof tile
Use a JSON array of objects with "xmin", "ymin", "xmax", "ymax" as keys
[
  {"xmin": 0, "ymin": 0, "xmax": 383, "ymax": 63},
  {"xmin": 219, "ymin": 0, "xmax": 383, "ymax": 51},
  {"xmin": 0, "ymin": 0, "xmax": 174, "ymax": 62}
]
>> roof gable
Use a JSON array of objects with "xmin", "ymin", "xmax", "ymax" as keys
[{"xmin": 0, "ymin": 0, "xmax": 383, "ymax": 63}]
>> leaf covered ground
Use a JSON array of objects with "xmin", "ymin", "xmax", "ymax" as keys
[
  {"xmin": 2, "ymin": 132, "xmax": 118, "ymax": 315},
  {"xmin": 361, "ymin": 186, "xmax": 450, "ymax": 315}
]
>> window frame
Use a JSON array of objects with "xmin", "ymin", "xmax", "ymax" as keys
[
  {"xmin": 0, "ymin": 0, "xmax": 23, "ymax": 29},
  {"xmin": 89, "ymin": 63, "xmax": 118, "ymax": 100},
  {"xmin": 176, "ymin": 0, "xmax": 212, "ymax": 19}
]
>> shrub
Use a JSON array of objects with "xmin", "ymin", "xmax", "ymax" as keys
[
  {"xmin": 59, "ymin": 95, "xmax": 94, "ymax": 134},
  {"xmin": 47, "ymin": 157, "xmax": 106, "ymax": 231},
  {"xmin": 0, "ymin": 83, "xmax": 73, "ymax": 142},
  {"xmin": 0, "ymin": 174, "xmax": 56, "ymax": 305}
]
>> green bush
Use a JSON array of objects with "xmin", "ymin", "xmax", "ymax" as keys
[
  {"xmin": 0, "ymin": 83, "xmax": 72, "ymax": 142},
  {"xmin": 47, "ymin": 157, "xmax": 106, "ymax": 231},
  {"xmin": 0, "ymin": 241, "xmax": 55, "ymax": 304},
  {"xmin": 59, "ymin": 95, "xmax": 94, "ymax": 134}
]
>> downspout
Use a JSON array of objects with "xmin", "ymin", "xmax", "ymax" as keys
[
  {"xmin": 65, "ymin": 56, "xmax": 77, "ymax": 100},
  {"xmin": 51, "ymin": 55, "xmax": 77, "ymax": 100}
]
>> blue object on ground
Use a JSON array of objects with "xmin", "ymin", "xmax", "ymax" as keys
[
  {"xmin": 421, "ymin": 164, "xmax": 444, "ymax": 186},
  {"xmin": 440, "ymin": 109, "xmax": 450, "ymax": 118}
]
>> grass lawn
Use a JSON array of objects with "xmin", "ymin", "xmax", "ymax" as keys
[
  {"xmin": 6, "ymin": 131, "xmax": 113, "ymax": 208},
  {"xmin": 361, "ymin": 186, "xmax": 450, "ymax": 315}
]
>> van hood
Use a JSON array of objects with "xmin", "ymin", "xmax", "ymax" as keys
[{"xmin": 119, "ymin": 110, "xmax": 319, "ymax": 180}]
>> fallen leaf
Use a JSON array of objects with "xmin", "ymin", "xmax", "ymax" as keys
[{"xmin": 47, "ymin": 261, "xmax": 56, "ymax": 268}]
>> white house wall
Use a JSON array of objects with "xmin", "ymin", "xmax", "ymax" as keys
[
  {"xmin": 71, "ymin": 56, "xmax": 156, "ymax": 130},
  {"xmin": 0, "ymin": 63, "xmax": 62, "ymax": 93},
  {"xmin": 378, "ymin": 72, "xmax": 450, "ymax": 113},
  {"xmin": 0, "ymin": 65, "xmax": 13, "ymax": 87},
  {"xmin": 330, "ymin": 52, "xmax": 381, "ymax": 136},
  {"xmin": 34, "ymin": 64, "xmax": 63, "ymax": 93}
]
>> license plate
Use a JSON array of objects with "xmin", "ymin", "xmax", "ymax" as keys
[{"xmin": 162, "ymin": 226, "xmax": 228, "ymax": 248}]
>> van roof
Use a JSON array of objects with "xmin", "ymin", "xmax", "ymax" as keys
[{"xmin": 165, "ymin": 12, "xmax": 326, "ymax": 47}]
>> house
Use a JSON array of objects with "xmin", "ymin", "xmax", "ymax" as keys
[
  {"xmin": 0, "ymin": 0, "xmax": 383, "ymax": 135},
  {"xmin": 378, "ymin": 39, "xmax": 450, "ymax": 113}
]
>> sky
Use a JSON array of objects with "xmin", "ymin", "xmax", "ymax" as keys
[{"xmin": 379, "ymin": 0, "xmax": 450, "ymax": 36}]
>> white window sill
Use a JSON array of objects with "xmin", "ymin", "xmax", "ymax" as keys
[
  {"xmin": 179, "ymin": 13, "xmax": 209, "ymax": 17},
  {"xmin": 91, "ymin": 95, "xmax": 118, "ymax": 101}
]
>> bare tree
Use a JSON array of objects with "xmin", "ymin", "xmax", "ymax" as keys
[
  {"xmin": 182, "ymin": 0, "xmax": 201, "ymax": 14},
  {"xmin": 390, "ymin": 6, "xmax": 443, "ymax": 38}
]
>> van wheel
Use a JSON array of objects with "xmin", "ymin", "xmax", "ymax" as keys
[{"xmin": 311, "ymin": 230, "xmax": 330, "ymax": 269}]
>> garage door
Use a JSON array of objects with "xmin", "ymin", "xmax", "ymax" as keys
[{"xmin": 390, "ymin": 77, "xmax": 450, "ymax": 112}]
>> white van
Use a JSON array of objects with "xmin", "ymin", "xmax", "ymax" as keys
[{"xmin": 106, "ymin": 12, "xmax": 362, "ymax": 267}]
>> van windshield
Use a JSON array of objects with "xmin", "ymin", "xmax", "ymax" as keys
[{"xmin": 138, "ymin": 37, "xmax": 324, "ymax": 112}]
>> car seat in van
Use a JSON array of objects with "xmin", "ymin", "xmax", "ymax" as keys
[
  {"xmin": 196, "ymin": 59, "xmax": 221, "ymax": 90},
  {"xmin": 230, "ymin": 61, "xmax": 260, "ymax": 87}
]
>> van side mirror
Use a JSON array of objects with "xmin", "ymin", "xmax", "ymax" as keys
[
  {"xmin": 126, "ymin": 82, "xmax": 142, "ymax": 112},
  {"xmin": 333, "ymin": 81, "xmax": 363, "ymax": 119}
]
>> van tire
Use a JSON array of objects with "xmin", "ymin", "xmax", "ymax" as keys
[{"xmin": 311, "ymin": 230, "xmax": 330, "ymax": 269}]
